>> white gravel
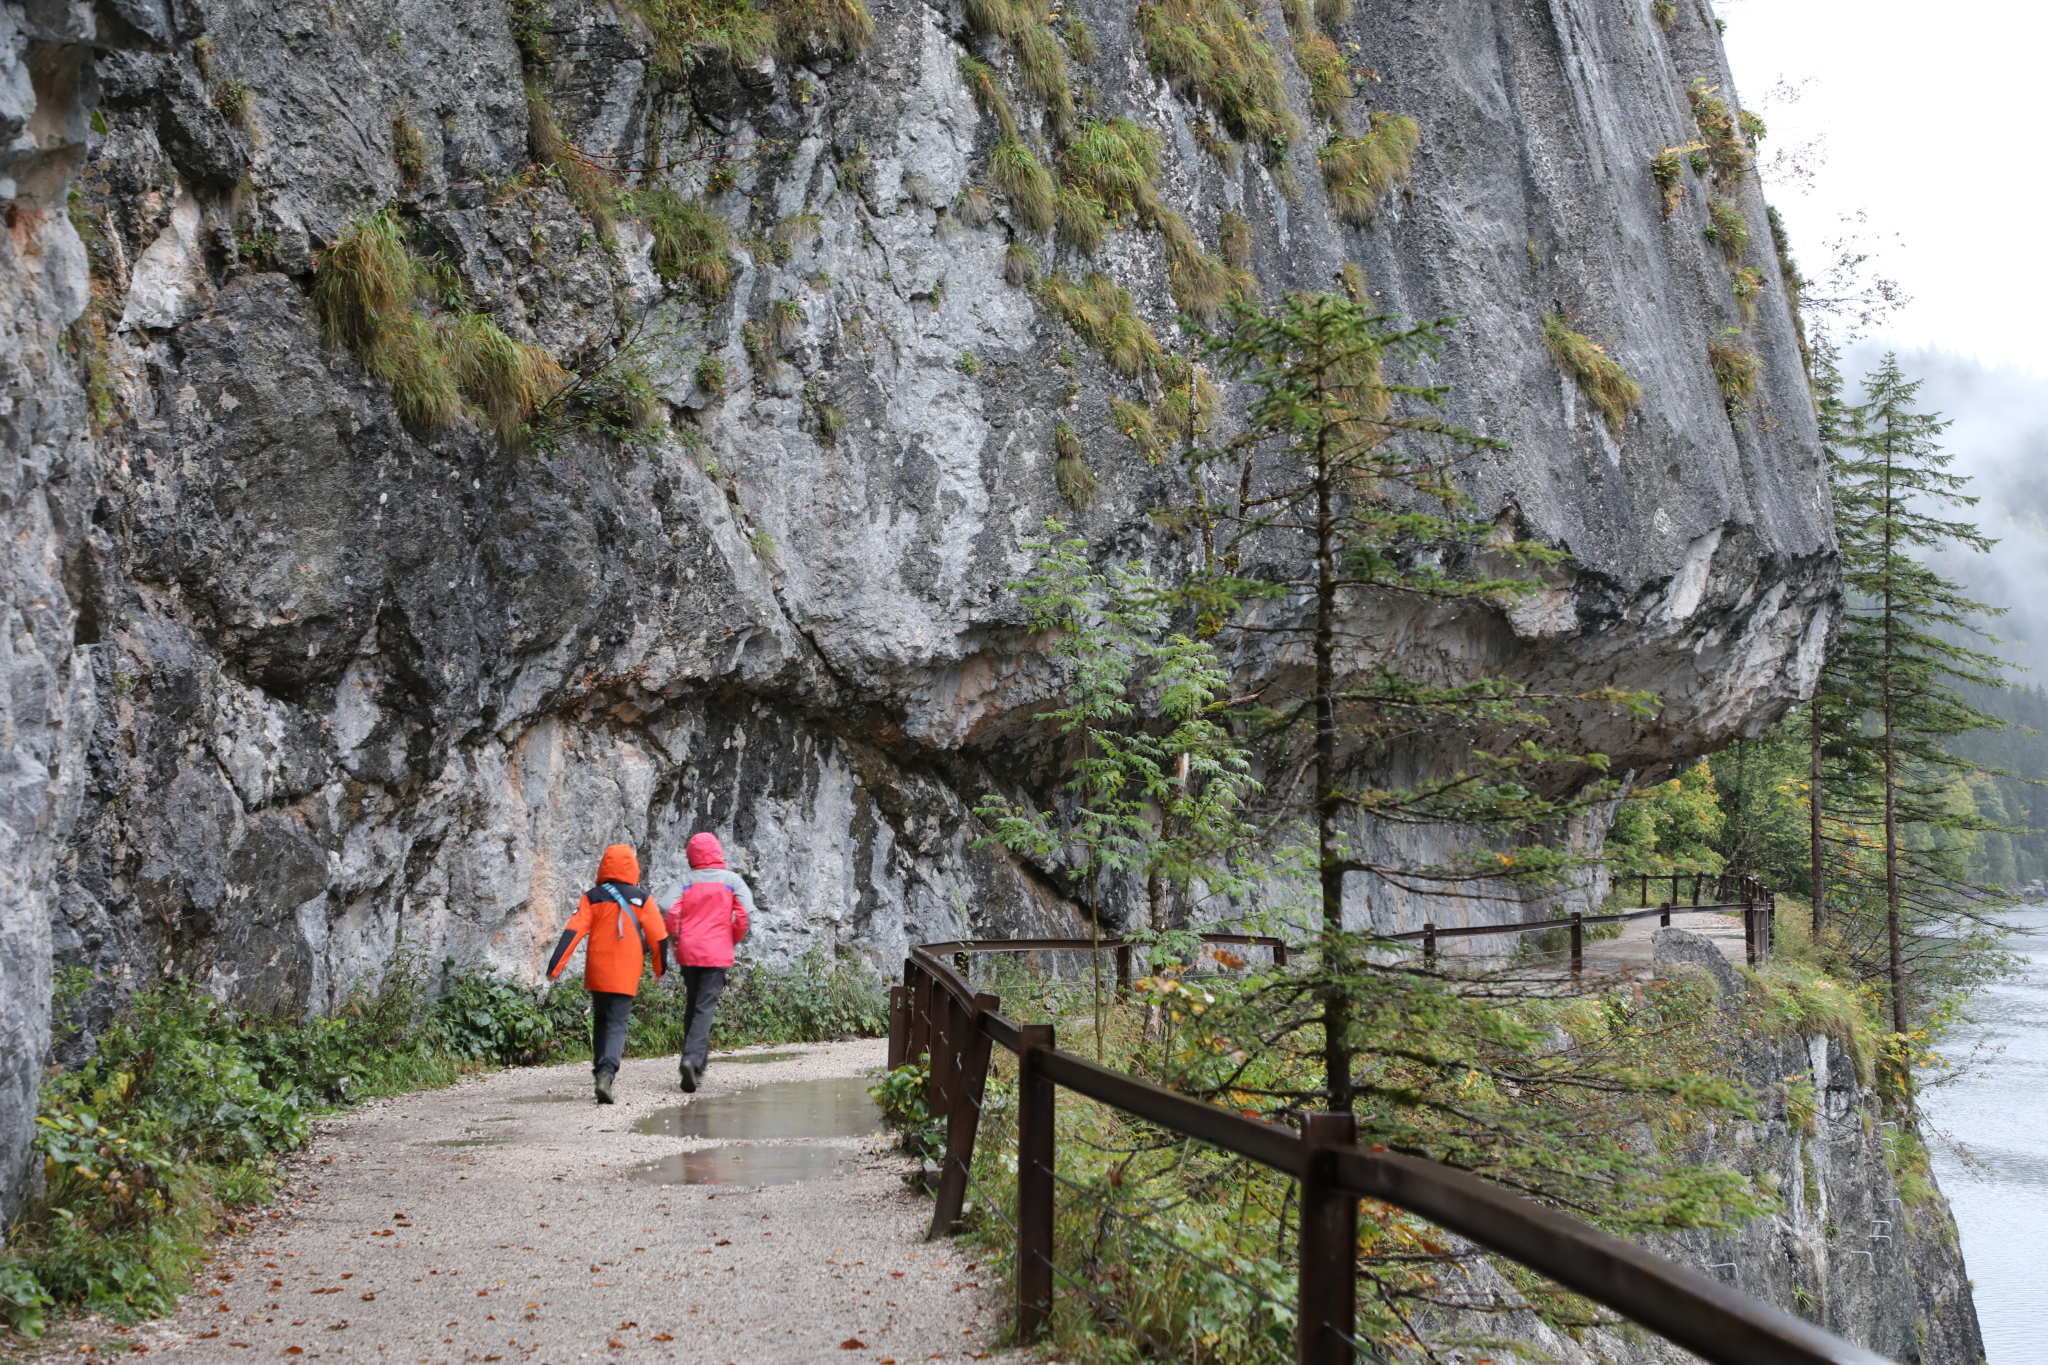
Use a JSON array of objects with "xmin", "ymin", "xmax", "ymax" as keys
[{"xmin": 120, "ymin": 1041, "xmax": 1017, "ymax": 1365}]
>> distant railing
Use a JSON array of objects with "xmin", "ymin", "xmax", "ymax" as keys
[
  {"xmin": 889, "ymin": 902, "xmax": 1878, "ymax": 1365},
  {"xmin": 1380, "ymin": 869, "xmax": 1780, "ymax": 973}
]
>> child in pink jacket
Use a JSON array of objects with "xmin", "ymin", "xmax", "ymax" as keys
[{"xmin": 664, "ymin": 832, "xmax": 755, "ymax": 1092}]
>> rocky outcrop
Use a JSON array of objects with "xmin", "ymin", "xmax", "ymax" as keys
[
  {"xmin": 4, "ymin": 0, "xmax": 1843, "ymax": 1216},
  {"xmin": 1639, "ymin": 932, "xmax": 1984, "ymax": 1364}
]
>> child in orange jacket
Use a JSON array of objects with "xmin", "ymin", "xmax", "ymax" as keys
[{"xmin": 546, "ymin": 843, "xmax": 669, "ymax": 1104}]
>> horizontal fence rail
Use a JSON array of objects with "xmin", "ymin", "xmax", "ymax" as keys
[
  {"xmin": 1380, "ymin": 869, "xmax": 1780, "ymax": 973},
  {"xmin": 891, "ymin": 902, "xmax": 1888, "ymax": 1365}
]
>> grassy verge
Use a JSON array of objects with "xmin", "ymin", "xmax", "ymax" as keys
[{"xmin": 1, "ymin": 952, "xmax": 885, "ymax": 1338}]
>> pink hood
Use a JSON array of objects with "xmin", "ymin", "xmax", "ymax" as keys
[{"xmin": 686, "ymin": 832, "xmax": 726, "ymax": 870}]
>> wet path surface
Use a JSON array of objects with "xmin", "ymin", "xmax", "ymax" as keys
[{"xmin": 127, "ymin": 1041, "xmax": 1010, "ymax": 1365}]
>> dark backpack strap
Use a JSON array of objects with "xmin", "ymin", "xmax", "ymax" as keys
[{"xmin": 599, "ymin": 884, "xmax": 651, "ymax": 961}]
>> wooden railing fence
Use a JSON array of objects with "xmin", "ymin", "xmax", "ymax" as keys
[{"xmin": 886, "ymin": 903, "xmax": 1884, "ymax": 1365}]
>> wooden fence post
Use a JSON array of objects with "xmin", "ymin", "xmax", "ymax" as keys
[
  {"xmin": 1115, "ymin": 942, "xmax": 1133, "ymax": 993},
  {"xmin": 1639, "ymin": 874, "xmax": 1648, "ymax": 907},
  {"xmin": 1016, "ymin": 1023, "xmax": 1057, "ymax": 1342},
  {"xmin": 1569, "ymin": 912, "xmax": 1583, "ymax": 979},
  {"xmin": 1273, "ymin": 941, "xmax": 1290, "ymax": 968},
  {"xmin": 1743, "ymin": 904, "xmax": 1757, "ymax": 968},
  {"xmin": 1691, "ymin": 872, "xmax": 1702, "ymax": 906},
  {"xmin": 929, "ymin": 992, "xmax": 998, "ymax": 1239},
  {"xmin": 1422, "ymin": 922, "xmax": 1436, "ymax": 965},
  {"xmin": 1297, "ymin": 1112, "xmax": 1358, "ymax": 1365},
  {"xmin": 887, "ymin": 985, "xmax": 909, "ymax": 1071},
  {"xmin": 912, "ymin": 966, "xmax": 932, "ymax": 1067},
  {"xmin": 1659, "ymin": 901, "xmax": 1670, "ymax": 929}
]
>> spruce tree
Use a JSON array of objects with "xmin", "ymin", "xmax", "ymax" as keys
[
  {"xmin": 1824, "ymin": 352, "xmax": 2011, "ymax": 1033},
  {"xmin": 1184, "ymin": 288, "xmax": 1646, "ymax": 1109}
]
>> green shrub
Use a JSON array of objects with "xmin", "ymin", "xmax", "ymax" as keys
[
  {"xmin": 695, "ymin": 351, "xmax": 728, "ymax": 393},
  {"xmin": 636, "ymin": 186, "xmax": 735, "ymax": 300},
  {"xmin": 1543, "ymin": 312, "xmax": 1642, "ymax": 436},
  {"xmin": 1319, "ymin": 111, "xmax": 1420, "ymax": 224},
  {"xmin": 868, "ymin": 1063, "xmax": 942, "ymax": 1157},
  {"xmin": 1136, "ymin": 0, "xmax": 1298, "ymax": 153},
  {"xmin": 213, "ymin": 79, "xmax": 252, "ymax": 127},
  {"xmin": 1650, "ymin": 144, "xmax": 1699, "ymax": 217},
  {"xmin": 431, "ymin": 967, "xmax": 561, "ymax": 1065}
]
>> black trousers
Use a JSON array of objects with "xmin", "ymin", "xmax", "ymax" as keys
[
  {"xmin": 590, "ymin": 990, "xmax": 634, "ymax": 1077},
  {"xmin": 679, "ymin": 966, "xmax": 728, "ymax": 1071}
]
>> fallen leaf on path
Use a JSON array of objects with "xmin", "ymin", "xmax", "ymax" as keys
[
  {"xmin": 650, "ymin": 1335, "xmax": 673, "ymax": 1343},
  {"xmin": 838, "ymin": 1340, "xmax": 866, "ymax": 1351},
  {"xmin": 360, "ymin": 1294, "xmax": 375, "ymax": 1302},
  {"xmin": 284, "ymin": 1348, "xmax": 303, "ymax": 1356}
]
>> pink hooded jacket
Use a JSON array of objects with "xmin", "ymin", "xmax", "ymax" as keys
[{"xmin": 664, "ymin": 833, "xmax": 754, "ymax": 968}]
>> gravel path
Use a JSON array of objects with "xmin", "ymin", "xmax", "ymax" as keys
[
  {"xmin": 124, "ymin": 1041, "xmax": 1012, "ymax": 1365},
  {"xmin": 1579, "ymin": 907, "xmax": 1750, "ymax": 977}
]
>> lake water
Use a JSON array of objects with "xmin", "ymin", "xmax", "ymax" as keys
[{"xmin": 1920, "ymin": 904, "xmax": 2048, "ymax": 1363}]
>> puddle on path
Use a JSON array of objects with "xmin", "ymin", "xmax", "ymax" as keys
[
  {"xmin": 509, "ymin": 1093, "xmax": 585, "ymax": 1104},
  {"xmin": 714, "ymin": 1052, "xmax": 801, "ymax": 1065},
  {"xmin": 631, "ymin": 1145, "xmax": 861, "ymax": 1186},
  {"xmin": 424, "ymin": 1134, "xmax": 514, "ymax": 1148},
  {"xmin": 631, "ymin": 1076, "xmax": 884, "ymax": 1141}
]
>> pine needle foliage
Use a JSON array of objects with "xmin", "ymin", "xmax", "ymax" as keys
[
  {"xmin": 312, "ymin": 209, "xmax": 566, "ymax": 444},
  {"xmin": 636, "ymin": 187, "xmax": 736, "ymax": 302},
  {"xmin": 1542, "ymin": 313, "xmax": 1641, "ymax": 436},
  {"xmin": 1186, "ymin": 290, "xmax": 1638, "ymax": 1106},
  {"xmin": 1319, "ymin": 111, "xmax": 1420, "ymax": 224},
  {"xmin": 1135, "ymin": 0, "xmax": 1299, "ymax": 153}
]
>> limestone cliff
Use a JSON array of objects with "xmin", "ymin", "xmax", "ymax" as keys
[{"xmin": 4, "ymin": 0, "xmax": 1838, "ymax": 1223}]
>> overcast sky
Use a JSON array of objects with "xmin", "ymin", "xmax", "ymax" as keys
[{"xmin": 1718, "ymin": 0, "xmax": 2047, "ymax": 376}]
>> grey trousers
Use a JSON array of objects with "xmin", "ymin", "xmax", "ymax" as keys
[
  {"xmin": 591, "ymin": 990, "xmax": 634, "ymax": 1077},
  {"xmin": 679, "ymin": 966, "xmax": 728, "ymax": 1071}
]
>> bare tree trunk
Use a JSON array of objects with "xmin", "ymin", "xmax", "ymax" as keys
[
  {"xmin": 1881, "ymin": 446, "xmax": 1906, "ymax": 1036},
  {"xmin": 1315, "ymin": 458, "xmax": 1351, "ymax": 1113}
]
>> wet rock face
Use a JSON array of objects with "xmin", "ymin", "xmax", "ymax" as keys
[{"xmin": 7, "ymin": 0, "xmax": 1839, "ymax": 1214}]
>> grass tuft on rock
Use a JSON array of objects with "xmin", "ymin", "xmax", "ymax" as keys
[
  {"xmin": 1295, "ymin": 27, "xmax": 1352, "ymax": 123},
  {"xmin": 393, "ymin": 111, "xmax": 427, "ymax": 188},
  {"xmin": 1319, "ymin": 111, "xmax": 1419, "ymax": 224},
  {"xmin": 1005, "ymin": 241, "xmax": 1038, "ymax": 285},
  {"xmin": 636, "ymin": 187, "xmax": 736, "ymax": 301},
  {"xmin": 1218, "ymin": 208, "xmax": 1252, "ymax": 269},
  {"xmin": 1136, "ymin": 0, "xmax": 1298, "ymax": 153},
  {"xmin": 313, "ymin": 208, "xmax": 565, "ymax": 444},
  {"xmin": 959, "ymin": 55, "xmax": 1020, "ymax": 139},
  {"xmin": 1704, "ymin": 195, "xmax": 1748, "ymax": 263},
  {"xmin": 1543, "ymin": 312, "xmax": 1641, "ymax": 436},
  {"xmin": 990, "ymin": 135, "xmax": 1057, "ymax": 232},
  {"xmin": 626, "ymin": 0, "xmax": 869, "ymax": 78},
  {"xmin": 1708, "ymin": 330, "xmax": 1759, "ymax": 414},
  {"xmin": 1156, "ymin": 209, "xmax": 1249, "ymax": 323},
  {"xmin": 1043, "ymin": 270, "xmax": 1162, "ymax": 378}
]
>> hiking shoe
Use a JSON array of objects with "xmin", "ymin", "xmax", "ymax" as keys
[
  {"xmin": 595, "ymin": 1071, "xmax": 615, "ymax": 1105},
  {"xmin": 678, "ymin": 1061, "xmax": 699, "ymax": 1094}
]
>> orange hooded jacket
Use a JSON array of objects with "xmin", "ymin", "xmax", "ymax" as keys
[{"xmin": 545, "ymin": 844, "xmax": 669, "ymax": 996}]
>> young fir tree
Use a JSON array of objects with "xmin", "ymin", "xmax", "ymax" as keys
[
  {"xmin": 974, "ymin": 529, "xmax": 1260, "ymax": 1057},
  {"xmin": 1822, "ymin": 351, "xmax": 2012, "ymax": 1033},
  {"xmin": 1183, "ymin": 288, "xmax": 1648, "ymax": 1109}
]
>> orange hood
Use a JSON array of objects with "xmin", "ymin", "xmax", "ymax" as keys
[{"xmin": 596, "ymin": 843, "xmax": 641, "ymax": 885}]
